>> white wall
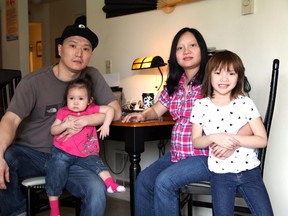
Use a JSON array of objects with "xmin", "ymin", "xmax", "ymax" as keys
[
  {"xmin": 0, "ymin": 0, "xmax": 286, "ymax": 214},
  {"xmin": 0, "ymin": 0, "xmax": 29, "ymax": 76},
  {"xmin": 1, "ymin": 0, "xmax": 84, "ymax": 74},
  {"xmin": 28, "ymin": 0, "xmax": 86, "ymax": 66},
  {"xmin": 87, "ymin": 0, "xmax": 288, "ymax": 215}
]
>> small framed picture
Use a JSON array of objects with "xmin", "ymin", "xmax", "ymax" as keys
[{"xmin": 36, "ymin": 41, "xmax": 42, "ymax": 57}]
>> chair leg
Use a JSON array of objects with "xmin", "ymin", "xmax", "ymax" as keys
[
  {"xmin": 75, "ymin": 197, "xmax": 81, "ymax": 216},
  {"xmin": 187, "ymin": 194, "xmax": 193, "ymax": 216},
  {"xmin": 26, "ymin": 187, "xmax": 33, "ymax": 216},
  {"xmin": 24, "ymin": 186, "xmax": 81, "ymax": 216}
]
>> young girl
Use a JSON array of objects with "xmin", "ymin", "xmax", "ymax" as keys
[
  {"xmin": 46, "ymin": 75, "xmax": 125, "ymax": 216},
  {"xmin": 190, "ymin": 50, "xmax": 273, "ymax": 215}
]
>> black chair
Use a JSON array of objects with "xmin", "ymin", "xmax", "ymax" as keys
[
  {"xmin": 21, "ymin": 176, "xmax": 81, "ymax": 216},
  {"xmin": 0, "ymin": 69, "xmax": 21, "ymax": 116},
  {"xmin": 180, "ymin": 59, "xmax": 280, "ymax": 216}
]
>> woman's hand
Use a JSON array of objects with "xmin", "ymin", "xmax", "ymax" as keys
[
  {"xmin": 210, "ymin": 143, "xmax": 236, "ymax": 159},
  {"xmin": 209, "ymin": 133, "xmax": 239, "ymax": 159},
  {"xmin": 210, "ymin": 124, "xmax": 252, "ymax": 159},
  {"xmin": 122, "ymin": 101, "xmax": 167, "ymax": 123},
  {"xmin": 212, "ymin": 133, "xmax": 239, "ymax": 150},
  {"xmin": 122, "ymin": 112, "xmax": 145, "ymax": 123}
]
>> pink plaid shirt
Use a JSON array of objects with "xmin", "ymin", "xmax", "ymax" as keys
[{"xmin": 159, "ymin": 73, "xmax": 209, "ymax": 162}]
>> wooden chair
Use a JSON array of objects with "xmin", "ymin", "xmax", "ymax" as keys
[{"xmin": 180, "ymin": 59, "xmax": 280, "ymax": 216}]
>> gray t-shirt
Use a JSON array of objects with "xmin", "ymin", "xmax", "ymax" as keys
[{"xmin": 7, "ymin": 65, "xmax": 116, "ymax": 153}]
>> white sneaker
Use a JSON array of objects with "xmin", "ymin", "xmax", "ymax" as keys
[{"xmin": 107, "ymin": 185, "xmax": 126, "ymax": 193}]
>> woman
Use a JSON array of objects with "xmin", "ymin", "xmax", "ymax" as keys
[{"xmin": 122, "ymin": 27, "xmax": 211, "ymax": 216}]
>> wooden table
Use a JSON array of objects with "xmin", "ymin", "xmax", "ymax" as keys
[{"xmin": 107, "ymin": 118, "xmax": 175, "ymax": 216}]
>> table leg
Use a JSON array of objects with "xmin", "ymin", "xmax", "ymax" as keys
[{"xmin": 129, "ymin": 153, "xmax": 141, "ymax": 216}]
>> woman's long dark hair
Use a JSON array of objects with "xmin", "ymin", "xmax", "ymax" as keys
[{"xmin": 166, "ymin": 28, "xmax": 208, "ymax": 96}]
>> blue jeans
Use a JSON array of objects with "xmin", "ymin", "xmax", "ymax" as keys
[
  {"xmin": 46, "ymin": 146, "xmax": 109, "ymax": 196},
  {"xmin": 135, "ymin": 153, "xmax": 210, "ymax": 216},
  {"xmin": 0, "ymin": 144, "xmax": 106, "ymax": 216},
  {"xmin": 211, "ymin": 167, "xmax": 274, "ymax": 216}
]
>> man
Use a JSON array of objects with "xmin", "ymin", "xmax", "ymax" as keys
[{"xmin": 0, "ymin": 23, "xmax": 121, "ymax": 216}]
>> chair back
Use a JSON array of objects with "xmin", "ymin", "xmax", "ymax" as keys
[
  {"xmin": 0, "ymin": 69, "xmax": 21, "ymax": 115},
  {"xmin": 259, "ymin": 59, "xmax": 279, "ymax": 175}
]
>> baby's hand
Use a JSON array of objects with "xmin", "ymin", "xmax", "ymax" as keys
[{"xmin": 97, "ymin": 125, "xmax": 110, "ymax": 140}]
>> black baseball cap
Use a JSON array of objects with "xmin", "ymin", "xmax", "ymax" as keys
[{"xmin": 59, "ymin": 24, "xmax": 99, "ymax": 50}]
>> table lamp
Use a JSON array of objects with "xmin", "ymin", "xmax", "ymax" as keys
[{"xmin": 131, "ymin": 56, "xmax": 167, "ymax": 91}]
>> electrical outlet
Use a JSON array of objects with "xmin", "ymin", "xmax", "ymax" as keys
[
  {"xmin": 242, "ymin": 0, "xmax": 254, "ymax": 15},
  {"xmin": 105, "ymin": 60, "xmax": 111, "ymax": 74}
]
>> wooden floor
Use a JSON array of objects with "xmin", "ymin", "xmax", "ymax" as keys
[{"xmin": 36, "ymin": 196, "xmax": 130, "ymax": 216}]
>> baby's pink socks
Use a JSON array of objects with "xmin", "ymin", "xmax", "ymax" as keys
[
  {"xmin": 49, "ymin": 199, "xmax": 60, "ymax": 216},
  {"xmin": 104, "ymin": 177, "xmax": 126, "ymax": 193}
]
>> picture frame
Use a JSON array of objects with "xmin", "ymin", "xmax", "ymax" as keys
[{"xmin": 36, "ymin": 41, "xmax": 42, "ymax": 57}]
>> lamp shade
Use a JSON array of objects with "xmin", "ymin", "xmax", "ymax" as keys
[
  {"xmin": 131, "ymin": 56, "xmax": 166, "ymax": 91},
  {"xmin": 131, "ymin": 56, "xmax": 166, "ymax": 70}
]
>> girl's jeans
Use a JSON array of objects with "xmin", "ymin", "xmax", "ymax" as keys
[
  {"xmin": 135, "ymin": 152, "xmax": 210, "ymax": 216},
  {"xmin": 0, "ymin": 144, "xmax": 106, "ymax": 216},
  {"xmin": 211, "ymin": 167, "xmax": 274, "ymax": 216},
  {"xmin": 46, "ymin": 146, "xmax": 108, "ymax": 196}
]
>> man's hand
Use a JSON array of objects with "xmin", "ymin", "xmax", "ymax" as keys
[
  {"xmin": 57, "ymin": 115, "xmax": 89, "ymax": 141},
  {"xmin": 61, "ymin": 116, "xmax": 78, "ymax": 131},
  {"xmin": 57, "ymin": 128, "xmax": 81, "ymax": 142},
  {"xmin": 0, "ymin": 157, "xmax": 10, "ymax": 189}
]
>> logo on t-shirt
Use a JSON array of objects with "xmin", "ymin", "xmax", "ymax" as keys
[{"xmin": 45, "ymin": 105, "xmax": 58, "ymax": 116}]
